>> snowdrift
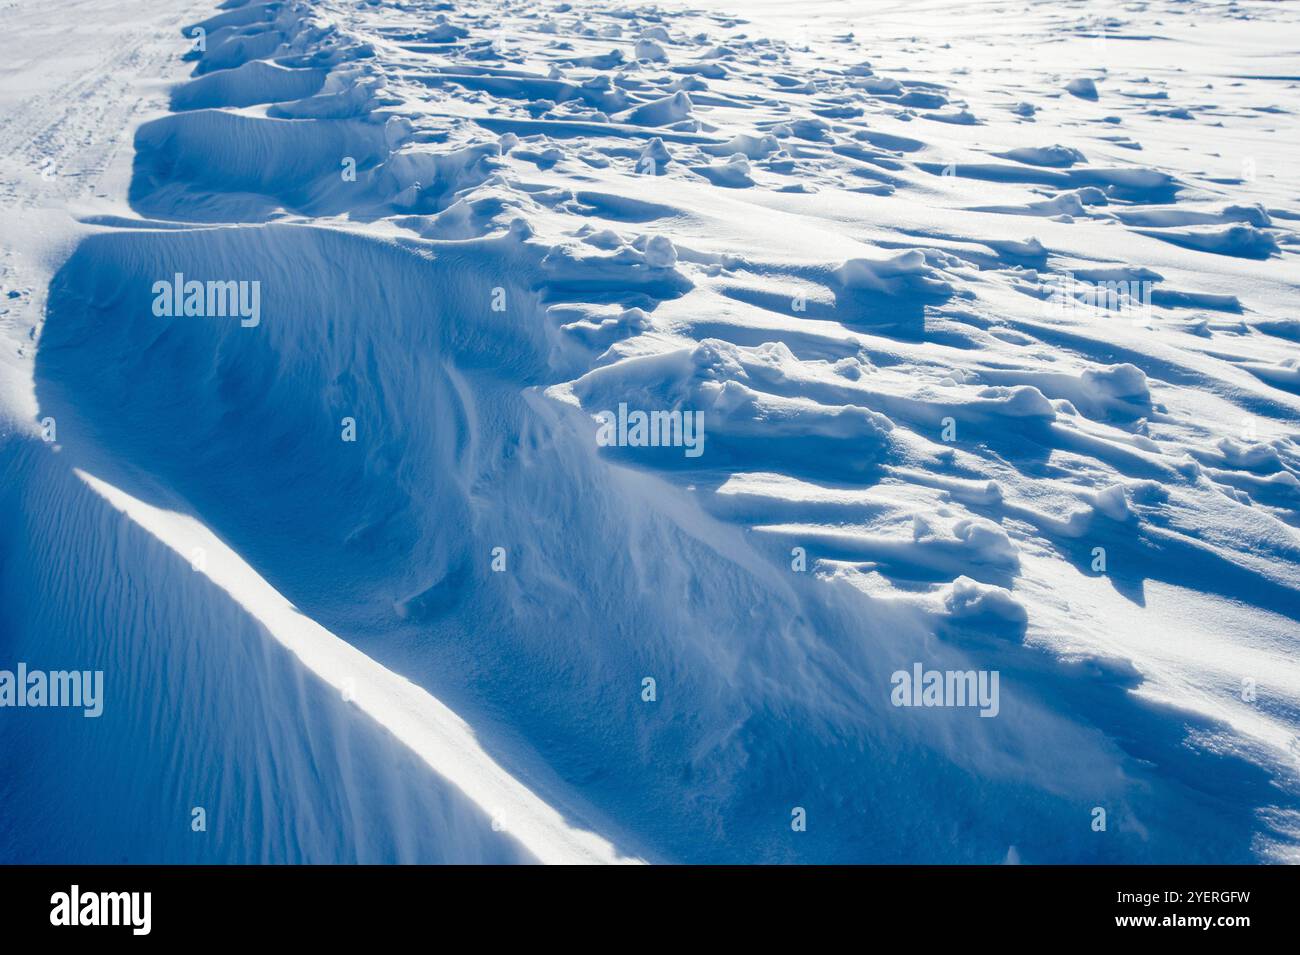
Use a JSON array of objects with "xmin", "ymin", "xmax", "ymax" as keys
[{"xmin": 4, "ymin": 0, "xmax": 1300, "ymax": 864}]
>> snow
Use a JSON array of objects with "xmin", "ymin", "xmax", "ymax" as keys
[{"xmin": 1, "ymin": 0, "xmax": 1299, "ymax": 863}]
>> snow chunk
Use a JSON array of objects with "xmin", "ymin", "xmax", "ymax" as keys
[
  {"xmin": 835, "ymin": 249, "xmax": 954, "ymax": 297},
  {"xmin": 616, "ymin": 91, "xmax": 693, "ymax": 126},
  {"xmin": 943, "ymin": 576, "xmax": 1029, "ymax": 627},
  {"xmin": 999, "ymin": 144, "xmax": 1087, "ymax": 168},
  {"xmin": 953, "ymin": 518, "xmax": 1020, "ymax": 566},
  {"xmin": 703, "ymin": 132, "xmax": 781, "ymax": 159},
  {"xmin": 1080, "ymin": 363, "xmax": 1150, "ymax": 411},
  {"xmin": 638, "ymin": 136, "xmax": 673, "ymax": 173},
  {"xmin": 695, "ymin": 153, "xmax": 754, "ymax": 188},
  {"xmin": 1066, "ymin": 77, "xmax": 1099, "ymax": 99},
  {"xmin": 642, "ymin": 235, "xmax": 678, "ymax": 269},
  {"xmin": 1091, "ymin": 483, "xmax": 1131, "ymax": 521},
  {"xmin": 634, "ymin": 39, "xmax": 668, "ymax": 62},
  {"xmin": 974, "ymin": 385, "xmax": 1057, "ymax": 419}
]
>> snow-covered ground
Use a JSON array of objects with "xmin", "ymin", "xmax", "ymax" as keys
[{"xmin": 1, "ymin": 0, "xmax": 1298, "ymax": 863}]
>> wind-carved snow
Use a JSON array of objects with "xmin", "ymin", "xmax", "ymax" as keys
[
  {"xmin": 2, "ymin": 0, "xmax": 1299, "ymax": 862},
  {"xmin": 78, "ymin": 468, "xmax": 629, "ymax": 865}
]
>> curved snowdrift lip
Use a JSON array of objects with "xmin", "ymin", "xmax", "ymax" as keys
[{"xmin": 75, "ymin": 466, "xmax": 640, "ymax": 866}]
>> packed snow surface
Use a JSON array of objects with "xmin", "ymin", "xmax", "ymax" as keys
[{"xmin": 1, "ymin": 0, "xmax": 1299, "ymax": 862}]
